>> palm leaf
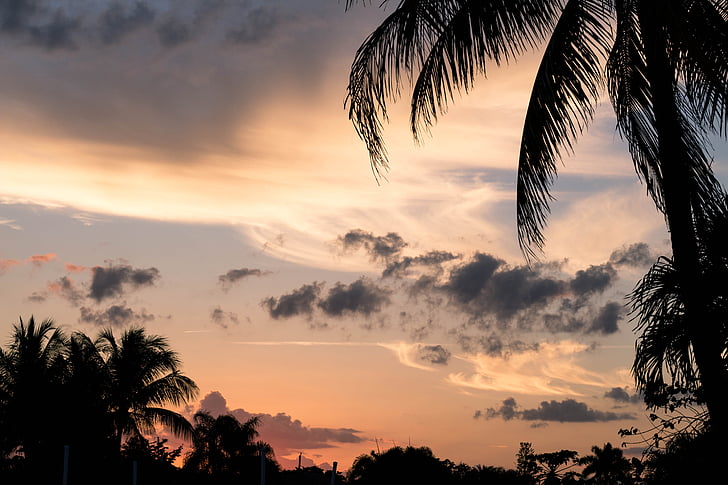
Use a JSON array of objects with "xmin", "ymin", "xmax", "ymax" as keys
[{"xmin": 517, "ymin": 0, "xmax": 613, "ymax": 259}]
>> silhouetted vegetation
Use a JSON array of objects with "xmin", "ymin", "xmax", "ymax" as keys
[{"xmin": 1, "ymin": 318, "xmax": 725, "ymax": 483}]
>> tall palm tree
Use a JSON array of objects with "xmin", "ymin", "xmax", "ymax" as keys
[
  {"xmin": 0, "ymin": 317, "xmax": 67, "ymax": 462},
  {"xmin": 96, "ymin": 327, "xmax": 198, "ymax": 450},
  {"xmin": 579, "ymin": 442, "xmax": 633, "ymax": 484},
  {"xmin": 345, "ymin": 0, "xmax": 728, "ymax": 435}
]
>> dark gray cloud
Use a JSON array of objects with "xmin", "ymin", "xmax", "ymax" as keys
[
  {"xmin": 79, "ymin": 303, "xmax": 155, "ymax": 327},
  {"xmin": 338, "ymin": 229, "xmax": 407, "ymax": 262},
  {"xmin": 604, "ymin": 387, "xmax": 642, "ymax": 404},
  {"xmin": 444, "ymin": 253, "xmax": 502, "ymax": 303},
  {"xmin": 609, "ymin": 242, "xmax": 654, "ymax": 267},
  {"xmin": 263, "ymin": 282, "xmax": 322, "ymax": 319},
  {"xmin": 588, "ymin": 301, "xmax": 623, "ymax": 334},
  {"xmin": 416, "ymin": 344, "xmax": 451, "ymax": 365},
  {"xmin": 318, "ymin": 278, "xmax": 391, "ymax": 317},
  {"xmin": 0, "ymin": 0, "xmax": 37, "ymax": 33},
  {"xmin": 98, "ymin": 2, "xmax": 156, "ymax": 45},
  {"xmin": 28, "ymin": 10, "xmax": 79, "ymax": 49},
  {"xmin": 194, "ymin": 391, "xmax": 363, "ymax": 454},
  {"xmin": 88, "ymin": 263, "xmax": 160, "ymax": 302},
  {"xmin": 211, "ymin": 306, "xmax": 239, "ymax": 329},
  {"xmin": 570, "ymin": 263, "xmax": 616, "ymax": 297},
  {"xmin": 226, "ymin": 5, "xmax": 281, "ymax": 45},
  {"xmin": 478, "ymin": 398, "xmax": 636, "ymax": 423},
  {"xmin": 218, "ymin": 267, "xmax": 267, "ymax": 290},
  {"xmin": 156, "ymin": 16, "xmax": 192, "ymax": 47},
  {"xmin": 383, "ymin": 250, "xmax": 459, "ymax": 278}
]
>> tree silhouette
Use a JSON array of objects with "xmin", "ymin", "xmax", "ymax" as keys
[
  {"xmin": 579, "ymin": 442, "xmax": 633, "ymax": 484},
  {"xmin": 0, "ymin": 317, "xmax": 67, "ymax": 470},
  {"xmin": 96, "ymin": 327, "xmax": 198, "ymax": 450},
  {"xmin": 184, "ymin": 410, "xmax": 277, "ymax": 482},
  {"xmin": 534, "ymin": 450, "xmax": 579, "ymax": 485},
  {"xmin": 345, "ymin": 0, "xmax": 728, "ymax": 438},
  {"xmin": 348, "ymin": 446, "xmax": 454, "ymax": 485}
]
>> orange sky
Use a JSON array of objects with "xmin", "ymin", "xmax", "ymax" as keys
[{"xmin": 2, "ymin": 0, "xmax": 723, "ymax": 472}]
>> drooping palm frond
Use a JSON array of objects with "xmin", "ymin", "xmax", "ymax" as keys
[
  {"xmin": 410, "ymin": 0, "xmax": 561, "ymax": 142},
  {"xmin": 630, "ymin": 256, "xmax": 698, "ymax": 405},
  {"xmin": 516, "ymin": 0, "xmax": 613, "ymax": 259},
  {"xmin": 347, "ymin": 0, "xmax": 447, "ymax": 178},
  {"xmin": 669, "ymin": 0, "xmax": 728, "ymax": 135}
]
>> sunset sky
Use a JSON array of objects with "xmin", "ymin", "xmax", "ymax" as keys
[{"xmin": 2, "ymin": 0, "xmax": 726, "ymax": 472}]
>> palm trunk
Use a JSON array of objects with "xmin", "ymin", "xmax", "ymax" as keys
[{"xmin": 639, "ymin": 0, "xmax": 728, "ymax": 438}]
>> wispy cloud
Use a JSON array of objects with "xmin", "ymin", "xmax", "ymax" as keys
[{"xmin": 448, "ymin": 341, "xmax": 630, "ymax": 396}]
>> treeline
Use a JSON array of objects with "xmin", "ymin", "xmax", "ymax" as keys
[{"xmin": 0, "ymin": 318, "xmax": 711, "ymax": 484}]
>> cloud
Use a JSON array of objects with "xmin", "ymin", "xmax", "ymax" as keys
[
  {"xmin": 337, "ymin": 229, "xmax": 407, "ymax": 262},
  {"xmin": 65, "ymin": 263, "xmax": 87, "ymax": 273},
  {"xmin": 155, "ymin": 16, "xmax": 192, "ymax": 47},
  {"xmin": 25, "ymin": 253, "xmax": 57, "ymax": 266},
  {"xmin": 263, "ymin": 282, "xmax": 322, "ymax": 319},
  {"xmin": 28, "ymin": 10, "xmax": 79, "ymax": 50},
  {"xmin": 98, "ymin": 1, "xmax": 156, "ymax": 45},
  {"xmin": 210, "ymin": 306, "xmax": 239, "ymax": 329},
  {"xmin": 47, "ymin": 275, "xmax": 85, "ymax": 306},
  {"xmin": 0, "ymin": 218, "xmax": 22, "ymax": 230},
  {"xmin": 604, "ymin": 387, "xmax": 642, "ymax": 404},
  {"xmin": 588, "ymin": 301, "xmax": 623, "ymax": 334},
  {"xmin": 448, "ymin": 341, "xmax": 629, "ymax": 395},
  {"xmin": 609, "ymin": 242, "xmax": 655, "ymax": 267},
  {"xmin": 416, "ymin": 344, "xmax": 451, "ymax": 365},
  {"xmin": 318, "ymin": 278, "xmax": 391, "ymax": 317},
  {"xmin": 382, "ymin": 250, "xmax": 460, "ymax": 278},
  {"xmin": 569, "ymin": 263, "xmax": 616, "ymax": 297},
  {"xmin": 193, "ymin": 391, "xmax": 364, "ymax": 457},
  {"xmin": 226, "ymin": 5, "xmax": 283, "ymax": 45},
  {"xmin": 88, "ymin": 262, "xmax": 160, "ymax": 302},
  {"xmin": 0, "ymin": 258, "xmax": 20, "ymax": 273},
  {"xmin": 79, "ymin": 302, "xmax": 155, "ymax": 326},
  {"xmin": 218, "ymin": 267, "xmax": 267, "ymax": 291},
  {"xmin": 0, "ymin": 0, "xmax": 36, "ymax": 33},
  {"xmin": 478, "ymin": 397, "xmax": 636, "ymax": 423}
]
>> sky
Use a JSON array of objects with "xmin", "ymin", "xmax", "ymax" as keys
[{"xmin": 1, "ymin": 0, "xmax": 725, "ymax": 472}]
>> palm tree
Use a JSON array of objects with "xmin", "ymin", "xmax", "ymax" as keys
[
  {"xmin": 345, "ymin": 0, "xmax": 728, "ymax": 435},
  {"xmin": 629, "ymin": 190, "xmax": 728, "ymax": 409},
  {"xmin": 0, "ymin": 317, "xmax": 67, "ymax": 463},
  {"xmin": 579, "ymin": 442, "xmax": 633, "ymax": 484},
  {"xmin": 96, "ymin": 327, "xmax": 198, "ymax": 450},
  {"xmin": 184, "ymin": 410, "xmax": 274, "ymax": 478}
]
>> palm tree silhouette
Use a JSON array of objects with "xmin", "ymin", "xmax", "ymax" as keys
[
  {"xmin": 96, "ymin": 327, "xmax": 198, "ymax": 450},
  {"xmin": 345, "ymin": 0, "xmax": 728, "ymax": 435},
  {"xmin": 0, "ymin": 317, "xmax": 67, "ymax": 464},
  {"xmin": 184, "ymin": 410, "xmax": 274, "ymax": 478},
  {"xmin": 579, "ymin": 442, "xmax": 633, "ymax": 484}
]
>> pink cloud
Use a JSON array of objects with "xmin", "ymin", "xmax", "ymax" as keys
[
  {"xmin": 26, "ymin": 253, "xmax": 57, "ymax": 265},
  {"xmin": 65, "ymin": 263, "xmax": 88, "ymax": 273},
  {"xmin": 0, "ymin": 258, "xmax": 20, "ymax": 273}
]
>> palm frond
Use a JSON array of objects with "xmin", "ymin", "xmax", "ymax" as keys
[
  {"xmin": 517, "ymin": 0, "xmax": 613, "ymax": 259},
  {"xmin": 410, "ymin": 0, "xmax": 561, "ymax": 142},
  {"xmin": 346, "ymin": 0, "xmax": 446, "ymax": 178}
]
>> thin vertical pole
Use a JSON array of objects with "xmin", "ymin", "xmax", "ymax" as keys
[
  {"xmin": 62, "ymin": 445, "xmax": 69, "ymax": 485},
  {"xmin": 330, "ymin": 461, "xmax": 338, "ymax": 485},
  {"xmin": 132, "ymin": 460, "xmax": 137, "ymax": 485},
  {"xmin": 259, "ymin": 447, "xmax": 266, "ymax": 485}
]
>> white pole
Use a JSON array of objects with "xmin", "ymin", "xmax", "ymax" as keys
[{"xmin": 62, "ymin": 445, "xmax": 69, "ymax": 485}]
